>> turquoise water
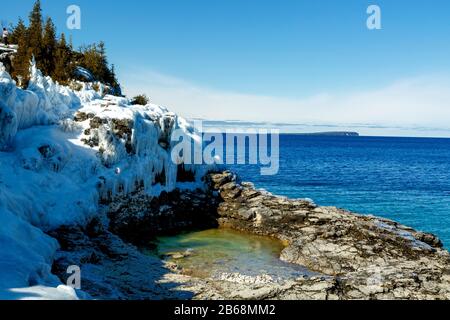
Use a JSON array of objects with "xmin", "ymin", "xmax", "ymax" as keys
[
  {"xmin": 228, "ymin": 135, "xmax": 450, "ymax": 247},
  {"xmin": 156, "ymin": 229, "xmax": 311, "ymax": 282}
]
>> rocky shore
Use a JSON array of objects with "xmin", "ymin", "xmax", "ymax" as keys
[
  {"xmin": 203, "ymin": 171, "xmax": 450, "ymax": 299},
  {"xmin": 50, "ymin": 170, "xmax": 450, "ymax": 300}
]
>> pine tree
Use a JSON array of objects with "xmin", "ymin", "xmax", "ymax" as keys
[
  {"xmin": 79, "ymin": 43, "xmax": 109, "ymax": 83},
  {"xmin": 12, "ymin": 36, "xmax": 31, "ymax": 86},
  {"xmin": 110, "ymin": 64, "xmax": 117, "ymax": 84},
  {"xmin": 42, "ymin": 17, "xmax": 57, "ymax": 76},
  {"xmin": 109, "ymin": 64, "xmax": 121, "ymax": 95},
  {"xmin": 7, "ymin": 0, "xmax": 120, "ymax": 93},
  {"xmin": 97, "ymin": 41, "xmax": 111, "ymax": 83},
  {"xmin": 11, "ymin": 19, "xmax": 31, "ymax": 85},
  {"xmin": 68, "ymin": 35, "xmax": 74, "ymax": 51},
  {"xmin": 9, "ymin": 18, "xmax": 26, "ymax": 44},
  {"xmin": 28, "ymin": 0, "xmax": 44, "ymax": 69},
  {"xmin": 53, "ymin": 33, "xmax": 73, "ymax": 84}
]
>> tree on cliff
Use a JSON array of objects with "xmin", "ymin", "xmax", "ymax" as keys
[
  {"xmin": 9, "ymin": 18, "xmax": 26, "ymax": 44},
  {"xmin": 109, "ymin": 64, "xmax": 121, "ymax": 94},
  {"xmin": 41, "ymin": 17, "xmax": 57, "ymax": 76},
  {"xmin": 78, "ymin": 42, "xmax": 119, "ymax": 89},
  {"xmin": 27, "ymin": 0, "xmax": 44, "ymax": 67},
  {"xmin": 8, "ymin": 18, "xmax": 29, "ymax": 84},
  {"xmin": 10, "ymin": 23, "xmax": 31, "ymax": 85},
  {"xmin": 53, "ymin": 33, "xmax": 74, "ymax": 84},
  {"xmin": 10, "ymin": 0, "xmax": 43, "ymax": 85},
  {"xmin": 9, "ymin": 0, "xmax": 121, "ymax": 94}
]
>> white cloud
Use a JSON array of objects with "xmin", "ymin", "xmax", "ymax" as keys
[{"xmin": 120, "ymin": 69, "xmax": 450, "ymax": 137}]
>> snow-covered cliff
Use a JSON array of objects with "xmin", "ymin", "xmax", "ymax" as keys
[{"xmin": 0, "ymin": 61, "xmax": 210, "ymax": 299}]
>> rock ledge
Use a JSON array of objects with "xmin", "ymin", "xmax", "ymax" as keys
[{"xmin": 204, "ymin": 171, "xmax": 450, "ymax": 300}]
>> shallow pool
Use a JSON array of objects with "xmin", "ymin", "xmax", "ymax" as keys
[{"xmin": 153, "ymin": 228, "xmax": 312, "ymax": 283}]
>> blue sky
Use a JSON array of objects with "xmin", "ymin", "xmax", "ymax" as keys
[{"xmin": 3, "ymin": 0, "xmax": 450, "ymax": 136}]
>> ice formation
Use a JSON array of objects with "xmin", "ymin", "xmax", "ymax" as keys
[
  {"xmin": 74, "ymin": 66, "xmax": 95, "ymax": 82},
  {"xmin": 0, "ymin": 61, "xmax": 210, "ymax": 299}
]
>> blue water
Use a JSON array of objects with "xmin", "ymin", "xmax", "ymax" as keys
[{"xmin": 227, "ymin": 136, "xmax": 450, "ymax": 248}]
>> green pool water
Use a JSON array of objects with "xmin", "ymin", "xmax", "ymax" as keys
[{"xmin": 154, "ymin": 228, "xmax": 312, "ymax": 283}]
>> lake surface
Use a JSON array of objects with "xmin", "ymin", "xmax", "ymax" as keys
[{"xmin": 227, "ymin": 135, "xmax": 450, "ymax": 248}]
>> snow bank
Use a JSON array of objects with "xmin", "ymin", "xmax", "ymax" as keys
[
  {"xmin": 0, "ymin": 60, "xmax": 101, "ymax": 149},
  {"xmin": 0, "ymin": 62, "xmax": 210, "ymax": 299}
]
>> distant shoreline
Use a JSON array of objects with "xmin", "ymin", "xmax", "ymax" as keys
[
  {"xmin": 198, "ymin": 130, "xmax": 450, "ymax": 139},
  {"xmin": 290, "ymin": 131, "xmax": 359, "ymax": 137},
  {"xmin": 278, "ymin": 133, "xmax": 450, "ymax": 139}
]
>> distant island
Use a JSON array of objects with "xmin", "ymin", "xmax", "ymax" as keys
[{"xmin": 294, "ymin": 131, "xmax": 360, "ymax": 137}]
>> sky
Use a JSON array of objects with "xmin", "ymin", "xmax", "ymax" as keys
[{"xmin": 3, "ymin": 0, "xmax": 450, "ymax": 136}]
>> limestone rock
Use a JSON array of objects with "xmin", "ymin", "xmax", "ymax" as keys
[{"xmin": 204, "ymin": 171, "xmax": 450, "ymax": 300}]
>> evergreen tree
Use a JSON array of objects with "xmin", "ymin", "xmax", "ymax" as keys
[
  {"xmin": 109, "ymin": 64, "xmax": 121, "ymax": 95},
  {"xmin": 53, "ymin": 33, "xmax": 73, "ymax": 84},
  {"xmin": 110, "ymin": 64, "xmax": 117, "ymax": 85},
  {"xmin": 79, "ymin": 42, "xmax": 110, "ymax": 83},
  {"xmin": 68, "ymin": 35, "xmax": 74, "ymax": 51},
  {"xmin": 42, "ymin": 17, "xmax": 57, "ymax": 76},
  {"xmin": 11, "ymin": 20, "xmax": 31, "ymax": 85},
  {"xmin": 9, "ymin": 18, "xmax": 26, "ymax": 44},
  {"xmin": 28, "ymin": 0, "xmax": 44, "ymax": 69},
  {"xmin": 7, "ymin": 0, "xmax": 120, "ymax": 94},
  {"xmin": 97, "ymin": 41, "xmax": 112, "ymax": 83},
  {"xmin": 12, "ymin": 38, "xmax": 31, "ymax": 86}
]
